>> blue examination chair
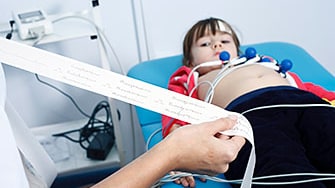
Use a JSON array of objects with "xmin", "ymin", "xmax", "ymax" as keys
[{"xmin": 127, "ymin": 42, "xmax": 335, "ymax": 188}]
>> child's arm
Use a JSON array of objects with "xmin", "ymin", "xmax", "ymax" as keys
[
  {"xmin": 168, "ymin": 123, "xmax": 182, "ymax": 134},
  {"xmin": 162, "ymin": 115, "xmax": 187, "ymax": 137},
  {"xmin": 162, "ymin": 66, "xmax": 198, "ymax": 137}
]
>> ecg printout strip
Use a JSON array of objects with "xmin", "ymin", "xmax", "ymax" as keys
[{"xmin": 0, "ymin": 37, "xmax": 255, "ymax": 188}]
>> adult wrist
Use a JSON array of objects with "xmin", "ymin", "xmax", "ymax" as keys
[{"xmin": 160, "ymin": 131, "xmax": 185, "ymax": 171}]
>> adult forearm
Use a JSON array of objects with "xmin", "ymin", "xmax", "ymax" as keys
[
  {"xmin": 91, "ymin": 118, "xmax": 244, "ymax": 188},
  {"xmin": 92, "ymin": 138, "xmax": 175, "ymax": 188}
]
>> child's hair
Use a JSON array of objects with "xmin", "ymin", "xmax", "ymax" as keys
[{"xmin": 182, "ymin": 17, "xmax": 240, "ymax": 66}]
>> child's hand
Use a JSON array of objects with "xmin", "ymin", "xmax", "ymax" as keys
[
  {"xmin": 169, "ymin": 171, "xmax": 206, "ymax": 187},
  {"xmin": 323, "ymin": 98, "xmax": 335, "ymax": 106},
  {"xmin": 170, "ymin": 171, "xmax": 195, "ymax": 187}
]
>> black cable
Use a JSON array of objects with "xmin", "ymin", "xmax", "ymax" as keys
[
  {"xmin": 35, "ymin": 74, "xmax": 116, "ymax": 150},
  {"xmin": 53, "ymin": 100, "xmax": 115, "ymax": 150},
  {"xmin": 35, "ymin": 74, "xmax": 91, "ymax": 118},
  {"xmin": 5, "ymin": 20, "xmax": 15, "ymax": 40},
  {"xmin": 34, "ymin": 67, "xmax": 117, "ymax": 152}
]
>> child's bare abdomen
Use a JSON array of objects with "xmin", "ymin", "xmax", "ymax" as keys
[{"xmin": 198, "ymin": 64, "xmax": 291, "ymax": 108}]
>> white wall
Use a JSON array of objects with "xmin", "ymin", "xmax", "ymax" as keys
[{"xmin": 1, "ymin": 0, "xmax": 334, "ymax": 128}]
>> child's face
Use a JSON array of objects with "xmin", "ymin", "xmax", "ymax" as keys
[{"xmin": 190, "ymin": 31, "xmax": 238, "ymax": 75}]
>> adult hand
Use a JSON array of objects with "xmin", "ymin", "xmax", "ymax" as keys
[
  {"xmin": 92, "ymin": 116, "xmax": 245, "ymax": 188},
  {"xmin": 165, "ymin": 116, "xmax": 246, "ymax": 175}
]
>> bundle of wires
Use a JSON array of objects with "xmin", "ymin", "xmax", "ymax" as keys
[
  {"xmin": 153, "ymin": 172, "xmax": 335, "ymax": 187},
  {"xmin": 53, "ymin": 100, "xmax": 114, "ymax": 151}
]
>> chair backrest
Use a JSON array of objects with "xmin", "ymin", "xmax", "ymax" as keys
[{"xmin": 127, "ymin": 41, "xmax": 335, "ymax": 147}]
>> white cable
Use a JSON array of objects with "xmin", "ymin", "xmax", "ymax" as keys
[
  {"xmin": 250, "ymin": 172, "xmax": 335, "ymax": 185},
  {"xmin": 241, "ymin": 103, "xmax": 335, "ymax": 115},
  {"xmin": 52, "ymin": 14, "xmax": 125, "ymax": 75},
  {"xmin": 204, "ymin": 58, "xmax": 281, "ymax": 103},
  {"xmin": 187, "ymin": 55, "xmax": 260, "ymax": 102},
  {"xmin": 187, "ymin": 58, "xmax": 234, "ymax": 102},
  {"xmin": 147, "ymin": 82, "xmax": 216, "ymax": 152},
  {"xmin": 186, "ymin": 60, "xmax": 222, "ymax": 87},
  {"xmin": 204, "ymin": 62, "xmax": 252, "ymax": 102},
  {"xmin": 190, "ymin": 80, "xmax": 215, "ymax": 102},
  {"xmin": 145, "ymin": 127, "xmax": 162, "ymax": 151},
  {"xmin": 203, "ymin": 58, "xmax": 246, "ymax": 102},
  {"xmin": 153, "ymin": 172, "xmax": 335, "ymax": 187}
]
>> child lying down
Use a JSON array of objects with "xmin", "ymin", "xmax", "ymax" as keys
[{"xmin": 162, "ymin": 17, "xmax": 335, "ymax": 188}]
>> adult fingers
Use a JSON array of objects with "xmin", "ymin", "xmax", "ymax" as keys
[
  {"xmin": 207, "ymin": 116, "xmax": 237, "ymax": 135},
  {"xmin": 229, "ymin": 136, "xmax": 246, "ymax": 150}
]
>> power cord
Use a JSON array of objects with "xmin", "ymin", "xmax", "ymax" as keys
[
  {"xmin": 35, "ymin": 74, "xmax": 91, "ymax": 118},
  {"xmin": 35, "ymin": 74, "xmax": 117, "ymax": 160},
  {"xmin": 53, "ymin": 100, "xmax": 115, "ymax": 160}
]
